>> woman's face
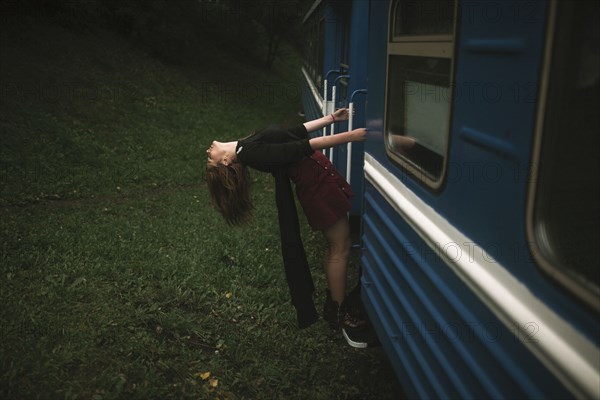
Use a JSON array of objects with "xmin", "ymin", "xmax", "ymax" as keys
[{"xmin": 206, "ymin": 141, "xmax": 225, "ymax": 167}]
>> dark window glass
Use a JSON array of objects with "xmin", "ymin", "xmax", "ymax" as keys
[
  {"xmin": 393, "ymin": 0, "xmax": 455, "ymax": 38},
  {"xmin": 532, "ymin": 1, "xmax": 600, "ymax": 302}
]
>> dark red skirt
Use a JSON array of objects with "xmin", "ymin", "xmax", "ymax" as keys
[{"xmin": 288, "ymin": 151, "xmax": 354, "ymax": 231}]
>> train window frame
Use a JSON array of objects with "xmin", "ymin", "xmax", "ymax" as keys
[
  {"xmin": 383, "ymin": 0, "xmax": 458, "ymax": 188},
  {"xmin": 526, "ymin": 0, "xmax": 600, "ymax": 313}
]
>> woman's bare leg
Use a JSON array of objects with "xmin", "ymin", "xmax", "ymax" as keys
[{"xmin": 322, "ymin": 216, "xmax": 352, "ymax": 305}]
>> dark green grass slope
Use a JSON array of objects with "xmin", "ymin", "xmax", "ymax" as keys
[{"xmin": 0, "ymin": 13, "xmax": 402, "ymax": 400}]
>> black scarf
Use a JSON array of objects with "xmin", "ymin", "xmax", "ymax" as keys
[{"xmin": 273, "ymin": 168, "xmax": 318, "ymax": 329}]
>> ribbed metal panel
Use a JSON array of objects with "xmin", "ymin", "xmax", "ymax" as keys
[{"xmin": 360, "ymin": 185, "xmax": 571, "ymax": 399}]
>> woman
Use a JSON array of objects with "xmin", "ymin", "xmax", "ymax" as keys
[{"xmin": 206, "ymin": 108, "xmax": 367, "ymax": 332}]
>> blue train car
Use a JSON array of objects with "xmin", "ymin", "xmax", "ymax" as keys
[
  {"xmin": 301, "ymin": 0, "xmax": 600, "ymax": 398},
  {"xmin": 301, "ymin": 0, "xmax": 369, "ymax": 216}
]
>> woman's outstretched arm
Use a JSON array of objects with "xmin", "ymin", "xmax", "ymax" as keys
[
  {"xmin": 235, "ymin": 127, "xmax": 366, "ymax": 170},
  {"xmin": 309, "ymin": 128, "xmax": 367, "ymax": 151},
  {"xmin": 303, "ymin": 108, "xmax": 350, "ymax": 133}
]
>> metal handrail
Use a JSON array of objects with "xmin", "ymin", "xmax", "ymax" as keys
[
  {"xmin": 329, "ymin": 74, "xmax": 351, "ymax": 163},
  {"xmin": 347, "ymin": 89, "xmax": 367, "ymax": 185}
]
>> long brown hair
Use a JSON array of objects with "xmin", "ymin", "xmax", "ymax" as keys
[{"xmin": 206, "ymin": 162, "xmax": 253, "ymax": 226}]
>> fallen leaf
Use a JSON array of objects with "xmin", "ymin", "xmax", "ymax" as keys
[
  {"xmin": 209, "ymin": 378, "xmax": 218, "ymax": 388},
  {"xmin": 225, "ymin": 292, "xmax": 232, "ymax": 299},
  {"xmin": 196, "ymin": 371, "xmax": 211, "ymax": 380}
]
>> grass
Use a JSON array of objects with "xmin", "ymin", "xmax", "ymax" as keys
[{"xmin": 0, "ymin": 12, "xmax": 402, "ymax": 400}]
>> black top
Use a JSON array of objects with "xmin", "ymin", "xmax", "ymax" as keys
[{"xmin": 235, "ymin": 124, "xmax": 313, "ymax": 172}]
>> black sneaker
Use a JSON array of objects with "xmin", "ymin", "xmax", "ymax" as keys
[{"xmin": 323, "ymin": 290, "xmax": 367, "ymax": 330}]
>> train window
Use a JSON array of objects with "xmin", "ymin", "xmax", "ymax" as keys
[
  {"xmin": 386, "ymin": 56, "xmax": 450, "ymax": 177},
  {"xmin": 385, "ymin": 0, "xmax": 457, "ymax": 185},
  {"xmin": 392, "ymin": 0, "xmax": 454, "ymax": 39},
  {"xmin": 528, "ymin": 0, "xmax": 600, "ymax": 312},
  {"xmin": 303, "ymin": 8, "xmax": 325, "ymax": 90}
]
